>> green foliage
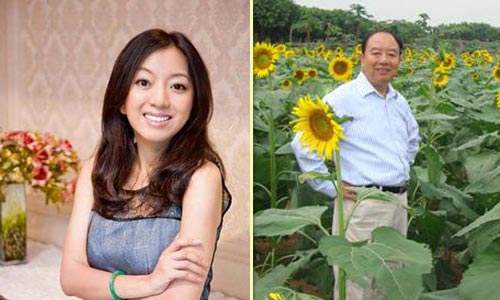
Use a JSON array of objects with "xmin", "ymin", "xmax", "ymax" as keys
[
  {"xmin": 254, "ymin": 3, "xmax": 500, "ymax": 44},
  {"xmin": 320, "ymin": 227, "xmax": 432, "ymax": 300},
  {"xmin": 254, "ymin": 0, "xmax": 299, "ymax": 41},
  {"xmin": 254, "ymin": 206, "xmax": 329, "ymax": 237},
  {"xmin": 254, "ymin": 250, "xmax": 316, "ymax": 300}
]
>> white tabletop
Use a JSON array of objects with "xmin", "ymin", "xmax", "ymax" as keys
[
  {"xmin": 0, "ymin": 241, "xmax": 237, "ymax": 300},
  {"xmin": 0, "ymin": 240, "xmax": 76, "ymax": 300}
]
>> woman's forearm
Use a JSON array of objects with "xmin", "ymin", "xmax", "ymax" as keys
[{"xmin": 61, "ymin": 261, "xmax": 159, "ymax": 299}]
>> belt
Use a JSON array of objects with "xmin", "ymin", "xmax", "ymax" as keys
[{"xmin": 361, "ymin": 184, "xmax": 407, "ymax": 194}]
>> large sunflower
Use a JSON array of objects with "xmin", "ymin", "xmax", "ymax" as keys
[
  {"xmin": 492, "ymin": 67, "xmax": 500, "ymax": 83},
  {"xmin": 328, "ymin": 56, "xmax": 353, "ymax": 82},
  {"xmin": 433, "ymin": 67, "xmax": 449, "ymax": 87},
  {"xmin": 290, "ymin": 95, "xmax": 346, "ymax": 160},
  {"xmin": 253, "ymin": 42, "xmax": 279, "ymax": 78}
]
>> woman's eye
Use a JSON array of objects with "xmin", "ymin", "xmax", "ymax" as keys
[
  {"xmin": 171, "ymin": 83, "xmax": 186, "ymax": 90},
  {"xmin": 135, "ymin": 79, "xmax": 150, "ymax": 87}
]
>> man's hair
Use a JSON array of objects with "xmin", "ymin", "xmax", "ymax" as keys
[{"xmin": 361, "ymin": 30, "xmax": 404, "ymax": 55}]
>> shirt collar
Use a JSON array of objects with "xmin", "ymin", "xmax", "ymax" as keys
[{"xmin": 356, "ymin": 71, "xmax": 398, "ymax": 101}]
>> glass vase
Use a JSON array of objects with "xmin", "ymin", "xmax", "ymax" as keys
[{"xmin": 0, "ymin": 183, "xmax": 27, "ymax": 265}]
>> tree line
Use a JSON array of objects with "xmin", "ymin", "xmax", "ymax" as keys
[{"xmin": 254, "ymin": 0, "xmax": 500, "ymax": 47}]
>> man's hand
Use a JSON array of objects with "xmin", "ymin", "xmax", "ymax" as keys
[{"xmin": 342, "ymin": 182, "xmax": 357, "ymax": 201}]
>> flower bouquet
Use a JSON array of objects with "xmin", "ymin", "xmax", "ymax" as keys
[{"xmin": 0, "ymin": 130, "xmax": 80, "ymax": 264}]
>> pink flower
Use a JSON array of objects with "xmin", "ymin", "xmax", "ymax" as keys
[
  {"xmin": 62, "ymin": 179, "xmax": 77, "ymax": 202},
  {"xmin": 31, "ymin": 161, "xmax": 52, "ymax": 187},
  {"xmin": 33, "ymin": 146, "xmax": 51, "ymax": 163}
]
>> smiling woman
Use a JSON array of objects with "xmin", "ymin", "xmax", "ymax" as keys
[
  {"xmin": 60, "ymin": 29, "xmax": 231, "ymax": 300},
  {"xmin": 121, "ymin": 47, "xmax": 194, "ymax": 151}
]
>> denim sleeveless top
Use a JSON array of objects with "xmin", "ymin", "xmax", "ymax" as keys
[{"xmin": 87, "ymin": 184, "xmax": 231, "ymax": 300}]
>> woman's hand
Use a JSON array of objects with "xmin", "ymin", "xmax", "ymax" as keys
[{"xmin": 148, "ymin": 234, "xmax": 208, "ymax": 295}]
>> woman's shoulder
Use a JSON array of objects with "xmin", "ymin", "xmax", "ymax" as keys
[
  {"xmin": 80, "ymin": 155, "xmax": 97, "ymax": 175},
  {"xmin": 192, "ymin": 160, "xmax": 222, "ymax": 181},
  {"xmin": 190, "ymin": 160, "xmax": 232, "ymax": 214}
]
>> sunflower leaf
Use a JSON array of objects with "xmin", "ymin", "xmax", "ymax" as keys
[
  {"xmin": 333, "ymin": 114, "xmax": 354, "ymax": 124},
  {"xmin": 458, "ymin": 248, "xmax": 500, "ymax": 300},
  {"xmin": 319, "ymin": 227, "xmax": 432, "ymax": 300},
  {"xmin": 298, "ymin": 171, "xmax": 334, "ymax": 184},
  {"xmin": 454, "ymin": 201, "xmax": 500, "ymax": 237},
  {"xmin": 253, "ymin": 206, "xmax": 328, "ymax": 237},
  {"xmin": 415, "ymin": 112, "xmax": 458, "ymax": 121},
  {"xmin": 351, "ymin": 187, "xmax": 400, "ymax": 203}
]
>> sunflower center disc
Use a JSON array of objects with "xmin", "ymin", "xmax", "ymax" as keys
[
  {"xmin": 334, "ymin": 61, "xmax": 347, "ymax": 75},
  {"xmin": 257, "ymin": 52, "xmax": 270, "ymax": 68},
  {"xmin": 309, "ymin": 111, "xmax": 334, "ymax": 141}
]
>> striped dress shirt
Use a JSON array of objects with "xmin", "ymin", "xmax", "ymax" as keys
[{"xmin": 291, "ymin": 72, "xmax": 420, "ymax": 198}]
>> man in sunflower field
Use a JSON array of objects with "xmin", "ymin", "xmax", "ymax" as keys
[{"xmin": 291, "ymin": 30, "xmax": 420, "ymax": 299}]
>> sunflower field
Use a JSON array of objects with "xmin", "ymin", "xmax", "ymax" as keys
[{"xmin": 253, "ymin": 41, "xmax": 500, "ymax": 300}]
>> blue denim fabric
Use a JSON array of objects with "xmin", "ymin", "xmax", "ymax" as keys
[{"xmin": 87, "ymin": 205, "xmax": 213, "ymax": 300}]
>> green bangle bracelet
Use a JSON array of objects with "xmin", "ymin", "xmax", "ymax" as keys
[{"xmin": 109, "ymin": 270, "xmax": 126, "ymax": 300}]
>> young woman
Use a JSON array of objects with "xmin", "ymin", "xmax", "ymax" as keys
[{"xmin": 60, "ymin": 29, "xmax": 230, "ymax": 300}]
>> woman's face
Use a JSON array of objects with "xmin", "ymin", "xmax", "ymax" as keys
[{"xmin": 121, "ymin": 46, "xmax": 194, "ymax": 151}]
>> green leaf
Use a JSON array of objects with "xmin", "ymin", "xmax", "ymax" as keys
[
  {"xmin": 468, "ymin": 107, "xmax": 500, "ymax": 124},
  {"xmin": 467, "ymin": 221, "xmax": 500, "ymax": 257},
  {"xmin": 319, "ymin": 235, "xmax": 367, "ymax": 287},
  {"xmin": 275, "ymin": 142, "xmax": 293, "ymax": 155},
  {"xmin": 357, "ymin": 227, "xmax": 433, "ymax": 300},
  {"xmin": 458, "ymin": 249, "xmax": 500, "ymax": 300},
  {"xmin": 415, "ymin": 112, "xmax": 458, "ymax": 121},
  {"xmin": 254, "ymin": 113, "xmax": 269, "ymax": 132},
  {"xmin": 454, "ymin": 202, "xmax": 500, "ymax": 257},
  {"xmin": 333, "ymin": 114, "xmax": 354, "ymax": 124},
  {"xmin": 419, "ymin": 182, "xmax": 478, "ymax": 221},
  {"xmin": 298, "ymin": 171, "xmax": 334, "ymax": 184},
  {"xmin": 424, "ymin": 145, "xmax": 443, "ymax": 185},
  {"xmin": 464, "ymin": 152, "xmax": 500, "ymax": 182},
  {"xmin": 253, "ymin": 251, "xmax": 315, "ymax": 300},
  {"xmin": 464, "ymin": 153, "xmax": 500, "ymax": 194},
  {"xmin": 254, "ymin": 206, "xmax": 328, "ymax": 237},
  {"xmin": 352, "ymin": 187, "xmax": 400, "ymax": 203},
  {"xmin": 320, "ymin": 227, "xmax": 432, "ymax": 300},
  {"xmin": 454, "ymin": 131, "xmax": 498, "ymax": 151},
  {"xmin": 455, "ymin": 201, "xmax": 500, "ymax": 237}
]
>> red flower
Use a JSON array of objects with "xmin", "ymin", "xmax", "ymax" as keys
[
  {"xmin": 32, "ymin": 161, "xmax": 52, "ymax": 187},
  {"xmin": 34, "ymin": 146, "xmax": 51, "ymax": 163}
]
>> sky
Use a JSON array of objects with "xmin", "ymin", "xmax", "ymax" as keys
[{"xmin": 294, "ymin": 0, "xmax": 500, "ymax": 27}]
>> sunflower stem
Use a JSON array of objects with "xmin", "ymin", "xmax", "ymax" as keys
[
  {"xmin": 267, "ymin": 111, "xmax": 277, "ymax": 209},
  {"xmin": 334, "ymin": 149, "xmax": 347, "ymax": 300}
]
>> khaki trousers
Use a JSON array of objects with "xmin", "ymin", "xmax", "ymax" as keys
[{"xmin": 332, "ymin": 192, "xmax": 408, "ymax": 300}]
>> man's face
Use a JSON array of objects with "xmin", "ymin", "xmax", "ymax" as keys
[{"xmin": 360, "ymin": 32, "xmax": 401, "ymax": 95}]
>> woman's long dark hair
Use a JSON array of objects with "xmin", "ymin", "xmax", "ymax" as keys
[{"xmin": 92, "ymin": 29, "xmax": 224, "ymax": 217}]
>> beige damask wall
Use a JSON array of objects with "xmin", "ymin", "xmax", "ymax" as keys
[{"xmin": 1, "ymin": 0, "xmax": 250, "ymax": 298}]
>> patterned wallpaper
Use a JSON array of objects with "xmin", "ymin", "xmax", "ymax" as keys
[{"xmin": 2, "ymin": 0, "xmax": 250, "ymax": 246}]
